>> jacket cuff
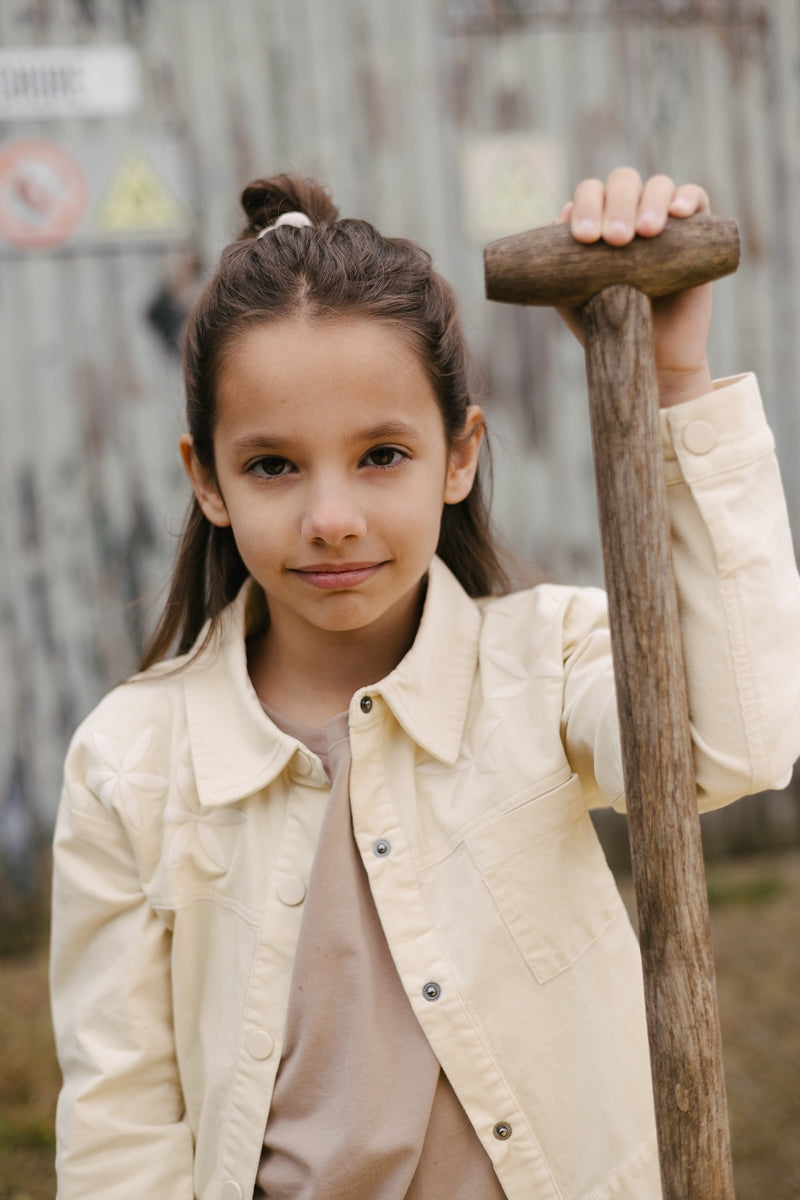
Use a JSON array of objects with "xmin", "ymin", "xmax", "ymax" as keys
[{"xmin": 660, "ymin": 373, "xmax": 774, "ymax": 486}]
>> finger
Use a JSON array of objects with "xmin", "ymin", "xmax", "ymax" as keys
[
  {"xmin": 635, "ymin": 174, "xmax": 677, "ymax": 237},
  {"xmin": 668, "ymin": 183, "xmax": 711, "ymax": 218},
  {"xmin": 569, "ymin": 178, "xmax": 604, "ymax": 242},
  {"xmin": 553, "ymin": 200, "xmax": 574, "ymax": 226},
  {"xmin": 600, "ymin": 166, "xmax": 643, "ymax": 245}
]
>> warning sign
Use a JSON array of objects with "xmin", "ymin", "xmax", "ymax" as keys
[
  {"xmin": 461, "ymin": 134, "xmax": 565, "ymax": 244},
  {"xmin": 0, "ymin": 137, "xmax": 193, "ymax": 253},
  {"xmin": 96, "ymin": 150, "xmax": 187, "ymax": 235},
  {"xmin": 0, "ymin": 139, "xmax": 88, "ymax": 249}
]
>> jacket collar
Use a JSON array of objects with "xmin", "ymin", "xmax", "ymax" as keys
[
  {"xmin": 375, "ymin": 557, "xmax": 481, "ymax": 764},
  {"xmin": 183, "ymin": 557, "xmax": 482, "ymax": 808}
]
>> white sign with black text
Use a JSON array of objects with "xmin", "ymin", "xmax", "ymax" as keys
[{"xmin": 0, "ymin": 45, "xmax": 141, "ymax": 120}]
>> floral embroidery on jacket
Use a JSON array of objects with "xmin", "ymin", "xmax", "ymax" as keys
[
  {"xmin": 86, "ymin": 728, "xmax": 168, "ymax": 828},
  {"xmin": 164, "ymin": 762, "xmax": 247, "ymax": 873},
  {"xmin": 417, "ymin": 717, "xmax": 502, "ymax": 804},
  {"xmin": 482, "ymin": 648, "xmax": 529, "ymax": 699}
]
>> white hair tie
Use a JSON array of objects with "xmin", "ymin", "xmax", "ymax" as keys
[{"xmin": 257, "ymin": 211, "xmax": 313, "ymax": 239}]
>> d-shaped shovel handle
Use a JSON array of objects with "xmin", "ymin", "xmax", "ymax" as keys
[{"xmin": 484, "ymin": 214, "xmax": 740, "ymax": 1200}]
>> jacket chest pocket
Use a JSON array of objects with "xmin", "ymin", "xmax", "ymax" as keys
[{"xmin": 465, "ymin": 774, "xmax": 623, "ymax": 983}]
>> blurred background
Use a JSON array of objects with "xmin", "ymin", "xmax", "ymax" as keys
[{"xmin": 0, "ymin": 1, "xmax": 798, "ymax": 1196}]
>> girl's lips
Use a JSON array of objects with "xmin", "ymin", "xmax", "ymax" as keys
[{"xmin": 292, "ymin": 562, "xmax": 384, "ymax": 590}]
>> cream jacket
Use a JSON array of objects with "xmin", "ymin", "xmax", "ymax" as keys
[{"xmin": 51, "ymin": 375, "xmax": 800, "ymax": 1200}]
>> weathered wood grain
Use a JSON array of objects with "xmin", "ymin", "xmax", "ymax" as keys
[
  {"xmin": 583, "ymin": 284, "xmax": 735, "ymax": 1198},
  {"xmin": 485, "ymin": 215, "xmax": 740, "ymax": 308}
]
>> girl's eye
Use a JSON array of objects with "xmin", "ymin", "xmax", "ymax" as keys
[
  {"xmin": 363, "ymin": 446, "xmax": 407, "ymax": 468},
  {"xmin": 250, "ymin": 456, "xmax": 294, "ymax": 478}
]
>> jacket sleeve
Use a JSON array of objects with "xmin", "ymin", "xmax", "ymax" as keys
[
  {"xmin": 50, "ymin": 736, "xmax": 194, "ymax": 1198},
  {"xmin": 561, "ymin": 373, "xmax": 800, "ymax": 812}
]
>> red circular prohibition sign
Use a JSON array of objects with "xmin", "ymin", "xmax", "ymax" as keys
[{"xmin": 0, "ymin": 139, "xmax": 88, "ymax": 249}]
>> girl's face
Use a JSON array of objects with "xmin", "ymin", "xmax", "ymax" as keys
[{"xmin": 182, "ymin": 315, "xmax": 482, "ymax": 656}]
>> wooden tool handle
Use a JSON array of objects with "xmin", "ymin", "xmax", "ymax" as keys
[
  {"xmin": 481, "ymin": 211, "xmax": 741, "ymax": 1196},
  {"xmin": 584, "ymin": 285, "xmax": 735, "ymax": 1199},
  {"xmin": 484, "ymin": 213, "xmax": 740, "ymax": 308}
]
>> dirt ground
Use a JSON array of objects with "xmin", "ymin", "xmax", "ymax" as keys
[
  {"xmin": 1, "ymin": 849, "xmax": 798, "ymax": 1199},
  {"xmin": 700, "ymin": 851, "xmax": 800, "ymax": 1199}
]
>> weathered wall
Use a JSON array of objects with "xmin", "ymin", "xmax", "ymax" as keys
[{"xmin": 1, "ymin": 0, "xmax": 798, "ymax": 853}]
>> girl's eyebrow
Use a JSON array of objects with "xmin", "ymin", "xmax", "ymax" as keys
[
  {"xmin": 230, "ymin": 432, "xmax": 292, "ymax": 454},
  {"xmin": 230, "ymin": 419, "xmax": 421, "ymax": 454},
  {"xmin": 353, "ymin": 419, "xmax": 420, "ymax": 443}
]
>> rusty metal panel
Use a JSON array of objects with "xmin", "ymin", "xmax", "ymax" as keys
[{"xmin": 0, "ymin": 0, "xmax": 798, "ymax": 849}]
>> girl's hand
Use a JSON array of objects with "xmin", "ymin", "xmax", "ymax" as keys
[{"xmin": 556, "ymin": 168, "xmax": 713, "ymax": 408}]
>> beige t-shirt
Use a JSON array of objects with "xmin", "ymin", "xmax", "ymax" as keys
[{"xmin": 254, "ymin": 708, "xmax": 507, "ymax": 1200}]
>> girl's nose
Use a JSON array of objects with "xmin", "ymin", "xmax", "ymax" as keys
[{"xmin": 300, "ymin": 481, "xmax": 368, "ymax": 545}]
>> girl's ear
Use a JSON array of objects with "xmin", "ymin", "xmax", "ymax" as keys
[
  {"xmin": 444, "ymin": 405, "xmax": 484, "ymax": 504},
  {"xmin": 179, "ymin": 434, "xmax": 231, "ymax": 528}
]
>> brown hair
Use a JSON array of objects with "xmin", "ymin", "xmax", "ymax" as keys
[{"xmin": 140, "ymin": 173, "xmax": 510, "ymax": 669}]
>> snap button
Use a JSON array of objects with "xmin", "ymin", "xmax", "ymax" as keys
[
  {"xmin": 372, "ymin": 839, "xmax": 392, "ymax": 857},
  {"xmin": 360, "ymin": 695, "xmax": 373, "ymax": 713},
  {"xmin": 422, "ymin": 981, "xmax": 441, "ymax": 1001},
  {"xmin": 246, "ymin": 1030, "xmax": 275, "ymax": 1060},
  {"xmin": 493, "ymin": 1122, "xmax": 512, "ymax": 1141},
  {"xmin": 277, "ymin": 876, "xmax": 306, "ymax": 906},
  {"xmin": 682, "ymin": 420, "xmax": 716, "ymax": 455},
  {"xmin": 221, "ymin": 1182, "xmax": 244, "ymax": 1200}
]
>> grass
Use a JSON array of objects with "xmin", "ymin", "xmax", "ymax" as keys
[
  {"xmin": 2, "ymin": 849, "xmax": 799, "ymax": 1197},
  {"xmin": 707, "ymin": 870, "xmax": 787, "ymax": 908},
  {"xmin": 616, "ymin": 849, "xmax": 800, "ymax": 1199}
]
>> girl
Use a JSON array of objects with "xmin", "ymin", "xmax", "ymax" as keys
[{"xmin": 50, "ymin": 168, "xmax": 800, "ymax": 1200}]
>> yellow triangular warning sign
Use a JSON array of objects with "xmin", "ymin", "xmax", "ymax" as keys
[{"xmin": 96, "ymin": 151, "xmax": 186, "ymax": 233}]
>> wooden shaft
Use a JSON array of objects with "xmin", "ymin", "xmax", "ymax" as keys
[
  {"xmin": 583, "ymin": 284, "xmax": 735, "ymax": 1198},
  {"xmin": 484, "ymin": 214, "xmax": 739, "ymax": 308}
]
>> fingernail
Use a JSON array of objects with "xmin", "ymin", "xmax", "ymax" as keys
[
  {"xmin": 638, "ymin": 209, "xmax": 658, "ymax": 229},
  {"xmin": 575, "ymin": 218, "xmax": 598, "ymax": 237},
  {"xmin": 607, "ymin": 220, "xmax": 629, "ymax": 239}
]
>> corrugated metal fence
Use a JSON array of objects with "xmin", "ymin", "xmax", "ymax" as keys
[{"xmin": 1, "ymin": 0, "xmax": 798, "ymax": 869}]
